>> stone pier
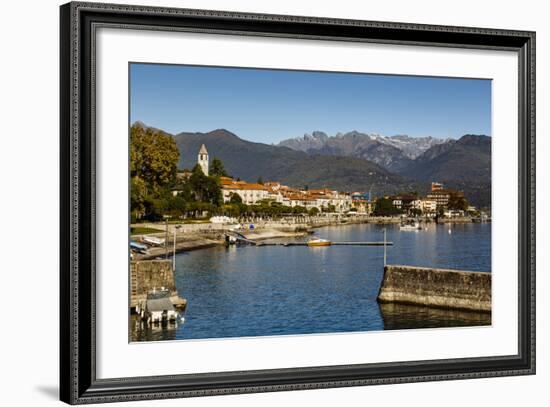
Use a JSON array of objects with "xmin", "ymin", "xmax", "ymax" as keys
[{"xmin": 377, "ymin": 265, "xmax": 491, "ymax": 312}]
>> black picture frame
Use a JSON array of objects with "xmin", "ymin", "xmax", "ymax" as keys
[{"xmin": 60, "ymin": 2, "xmax": 536, "ymax": 404}]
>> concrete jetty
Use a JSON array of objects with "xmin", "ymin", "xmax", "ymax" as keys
[{"xmin": 377, "ymin": 265, "xmax": 491, "ymax": 312}]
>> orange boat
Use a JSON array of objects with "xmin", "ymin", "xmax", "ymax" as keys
[{"xmin": 307, "ymin": 238, "xmax": 332, "ymax": 247}]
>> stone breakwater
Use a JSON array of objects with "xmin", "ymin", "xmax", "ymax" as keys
[{"xmin": 377, "ymin": 265, "xmax": 491, "ymax": 312}]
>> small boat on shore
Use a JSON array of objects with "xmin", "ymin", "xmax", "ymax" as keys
[
  {"xmin": 141, "ymin": 235, "xmax": 166, "ymax": 246},
  {"xmin": 307, "ymin": 238, "xmax": 331, "ymax": 247},
  {"xmin": 130, "ymin": 240, "xmax": 149, "ymax": 254}
]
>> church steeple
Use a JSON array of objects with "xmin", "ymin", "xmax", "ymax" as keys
[{"xmin": 198, "ymin": 144, "xmax": 209, "ymax": 176}]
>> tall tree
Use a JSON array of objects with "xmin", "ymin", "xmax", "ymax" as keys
[
  {"xmin": 210, "ymin": 158, "xmax": 229, "ymax": 177},
  {"xmin": 130, "ymin": 176, "xmax": 147, "ymax": 220},
  {"xmin": 373, "ymin": 197, "xmax": 401, "ymax": 216},
  {"xmin": 447, "ymin": 192, "xmax": 469, "ymax": 211},
  {"xmin": 229, "ymin": 192, "xmax": 243, "ymax": 204},
  {"xmin": 189, "ymin": 164, "xmax": 222, "ymax": 206},
  {"xmin": 130, "ymin": 124, "xmax": 179, "ymax": 196}
]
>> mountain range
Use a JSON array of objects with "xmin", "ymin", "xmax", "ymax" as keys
[
  {"xmin": 132, "ymin": 122, "xmax": 491, "ymax": 207},
  {"xmin": 172, "ymin": 129, "xmax": 417, "ymax": 196},
  {"xmin": 401, "ymin": 134, "xmax": 491, "ymax": 182},
  {"xmin": 278, "ymin": 131, "xmax": 451, "ymax": 172},
  {"xmin": 278, "ymin": 131, "xmax": 491, "ymax": 207},
  {"xmin": 400, "ymin": 134, "xmax": 491, "ymax": 207}
]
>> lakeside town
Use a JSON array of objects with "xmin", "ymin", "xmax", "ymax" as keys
[
  {"xmin": 135, "ymin": 142, "xmax": 488, "ymax": 227},
  {"xmin": 130, "ymin": 141, "xmax": 489, "ymax": 260}
]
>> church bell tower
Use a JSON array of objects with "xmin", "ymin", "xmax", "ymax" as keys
[{"xmin": 198, "ymin": 144, "xmax": 209, "ymax": 176}]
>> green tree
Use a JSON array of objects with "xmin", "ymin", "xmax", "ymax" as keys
[
  {"xmin": 166, "ymin": 195, "xmax": 186, "ymax": 218},
  {"xmin": 189, "ymin": 165, "xmax": 222, "ymax": 206},
  {"xmin": 173, "ymin": 182, "xmax": 195, "ymax": 203},
  {"xmin": 130, "ymin": 124, "xmax": 179, "ymax": 219},
  {"xmin": 130, "ymin": 176, "xmax": 147, "ymax": 220},
  {"xmin": 143, "ymin": 196, "xmax": 169, "ymax": 222},
  {"xmin": 222, "ymin": 203, "xmax": 246, "ymax": 218},
  {"xmin": 229, "ymin": 192, "xmax": 243, "ymax": 204},
  {"xmin": 373, "ymin": 197, "xmax": 401, "ymax": 216},
  {"xmin": 210, "ymin": 158, "xmax": 229, "ymax": 177},
  {"xmin": 257, "ymin": 176, "xmax": 264, "ymax": 185},
  {"xmin": 293, "ymin": 205, "xmax": 307, "ymax": 214},
  {"xmin": 130, "ymin": 124, "xmax": 179, "ymax": 195},
  {"xmin": 447, "ymin": 192, "xmax": 469, "ymax": 211},
  {"xmin": 322, "ymin": 204, "xmax": 336, "ymax": 213},
  {"xmin": 308, "ymin": 207, "xmax": 320, "ymax": 216}
]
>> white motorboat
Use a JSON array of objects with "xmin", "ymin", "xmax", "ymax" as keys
[
  {"xmin": 225, "ymin": 235, "xmax": 238, "ymax": 244},
  {"xmin": 400, "ymin": 221, "xmax": 422, "ymax": 231}
]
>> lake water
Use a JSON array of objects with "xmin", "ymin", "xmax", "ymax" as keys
[{"xmin": 131, "ymin": 223, "xmax": 491, "ymax": 341}]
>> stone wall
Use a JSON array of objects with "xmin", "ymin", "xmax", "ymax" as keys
[
  {"xmin": 377, "ymin": 265, "xmax": 491, "ymax": 312},
  {"xmin": 130, "ymin": 260, "xmax": 178, "ymax": 308}
]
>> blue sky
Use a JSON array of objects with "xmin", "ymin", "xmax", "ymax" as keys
[{"xmin": 130, "ymin": 63, "xmax": 491, "ymax": 144}]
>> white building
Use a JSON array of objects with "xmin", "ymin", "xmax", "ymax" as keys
[
  {"xmin": 264, "ymin": 182, "xmax": 284, "ymax": 204},
  {"xmin": 284, "ymin": 193, "xmax": 317, "ymax": 209},
  {"xmin": 198, "ymin": 144, "xmax": 209, "ymax": 176},
  {"xmin": 392, "ymin": 198, "xmax": 403, "ymax": 210},
  {"xmin": 221, "ymin": 179, "xmax": 269, "ymax": 205},
  {"xmin": 329, "ymin": 191, "xmax": 353, "ymax": 213},
  {"xmin": 420, "ymin": 199, "xmax": 437, "ymax": 215}
]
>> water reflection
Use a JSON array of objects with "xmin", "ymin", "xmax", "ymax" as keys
[
  {"xmin": 130, "ymin": 314, "xmax": 178, "ymax": 342},
  {"xmin": 380, "ymin": 302, "xmax": 491, "ymax": 330}
]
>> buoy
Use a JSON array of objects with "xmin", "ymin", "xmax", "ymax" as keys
[{"xmin": 448, "ymin": 229, "xmax": 452, "ymax": 234}]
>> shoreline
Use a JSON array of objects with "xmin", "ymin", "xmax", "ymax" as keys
[
  {"xmin": 133, "ymin": 228, "xmax": 310, "ymax": 260},
  {"xmin": 132, "ymin": 216, "xmax": 487, "ymax": 259}
]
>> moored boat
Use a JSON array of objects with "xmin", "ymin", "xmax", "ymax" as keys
[
  {"xmin": 307, "ymin": 238, "xmax": 332, "ymax": 247},
  {"xmin": 225, "ymin": 234, "xmax": 238, "ymax": 245},
  {"xmin": 399, "ymin": 221, "xmax": 422, "ymax": 231}
]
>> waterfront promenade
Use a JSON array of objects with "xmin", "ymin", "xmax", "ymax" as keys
[{"xmin": 134, "ymin": 214, "xmax": 402, "ymax": 236}]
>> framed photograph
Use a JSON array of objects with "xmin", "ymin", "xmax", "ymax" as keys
[{"xmin": 60, "ymin": 1, "xmax": 535, "ymax": 404}]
